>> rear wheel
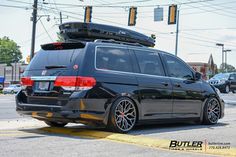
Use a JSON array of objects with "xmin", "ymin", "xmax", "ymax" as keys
[
  {"xmin": 44, "ymin": 121, "xmax": 67, "ymax": 127},
  {"xmin": 108, "ymin": 97, "xmax": 137, "ymax": 133},
  {"xmin": 203, "ymin": 97, "xmax": 221, "ymax": 125}
]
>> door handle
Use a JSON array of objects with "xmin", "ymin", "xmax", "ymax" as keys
[
  {"xmin": 174, "ymin": 83, "xmax": 181, "ymax": 88},
  {"xmin": 161, "ymin": 82, "xmax": 169, "ymax": 86}
]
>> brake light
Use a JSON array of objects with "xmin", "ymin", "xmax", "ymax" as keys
[
  {"xmin": 21, "ymin": 77, "xmax": 34, "ymax": 86},
  {"xmin": 54, "ymin": 76, "xmax": 96, "ymax": 91},
  {"xmin": 76, "ymin": 76, "xmax": 96, "ymax": 87},
  {"xmin": 53, "ymin": 42, "xmax": 62, "ymax": 46}
]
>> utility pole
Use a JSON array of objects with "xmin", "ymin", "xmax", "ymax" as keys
[
  {"xmin": 224, "ymin": 49, "xmax": 231, "ymax": 72},
  {"xmin": 30, "ymin": 0, "xmax": 38, "ymax": 60},
  {"xmin": 175, "ymin": 10, "xmax": 180, "ymax": 56},
  {"xmin": 54, "ymin": 12, "xmax": 67, "ymax": 25},
  {"xmin": 14, "ymin": 54, "xmax": 17, "ymax": 82},
  {"xmin": 216, "ymin": 43, "xmax": 224, "ymax": 71},
  {"xmin": 60, "ymin": 12, "xmax": 62, "ymax": 24}
]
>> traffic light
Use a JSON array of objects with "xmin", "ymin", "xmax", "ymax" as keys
[
  {"xmin": 84, "ymin": 6, "xmax": 92, "ymax": 23},
  {"xmin": 26, "ymin": 55, "xmax": 30, "ymax": 64},
  {"xmin": 168, "ymin": 4, "xmax": 177, "ymax": 25},
  {"xmin": 128, "ymin": 7, "xmax": 137, "ymax": 26}
]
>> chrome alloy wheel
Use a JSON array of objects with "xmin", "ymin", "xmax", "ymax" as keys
[
  {"xmin": 207, "ymin": 98, "xmax": 220, "ymax": 123},
  {"xmin": 114, "ymin": 100, "xmax": 136, "ymax": 132}
]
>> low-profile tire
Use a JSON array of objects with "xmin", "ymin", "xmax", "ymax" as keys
[
  {"xmin": 44, "ymin": 121, "xmax": 67, "ymax": 127},
  {"xmin": 203, "ymin": 97, "xmax": 221, "ymax": 125},
  {"xmin": 107, "ymin": 97, "xmax": 137, "ymax": 133},
  {"xmin": 224, "ymin": 85, "xmax": 230, "ymax": 93}
]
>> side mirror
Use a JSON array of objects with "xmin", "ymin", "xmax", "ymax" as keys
[{"xmin": 194, "ymin": 72, "xmax": 202, "ymax": 81}]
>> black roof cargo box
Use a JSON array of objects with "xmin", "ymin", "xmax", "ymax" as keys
[{"xmin": 59, "ymin": 22, "xmax": 155, "ymax": 47}]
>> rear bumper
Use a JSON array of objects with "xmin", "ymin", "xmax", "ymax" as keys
[
  {"xmin": 16, "ymin": 90, "xmax": 106, "ymax": 123},
  {"xmin": 16, "ymin": 103, "xmax": 80, "ymax": 122}
]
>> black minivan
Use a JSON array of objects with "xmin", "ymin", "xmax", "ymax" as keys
[{"xmin": 16, "ymin": 22, "xmax": 224, "ymax": 133}]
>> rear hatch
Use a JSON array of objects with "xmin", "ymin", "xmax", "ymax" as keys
[{"xmin": 21, "ymin": 42, "xmax": 88, "ymax": 106}]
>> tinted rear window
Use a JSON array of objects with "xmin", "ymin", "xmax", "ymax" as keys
[
  {"xmin": 26, "ymin": 49, "xmax": 82, "ymax": 70},
  {"xmin": 96, "ymin": 47, "xmax": 133, "ymax": 72}
]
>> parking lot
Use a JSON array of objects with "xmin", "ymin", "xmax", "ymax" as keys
[{"xmin": 0, "ymin": 94, "xmax": 236, "ymax": 157}]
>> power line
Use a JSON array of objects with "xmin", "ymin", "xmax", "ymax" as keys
[
  {"xmin": 0, "ymin": 4, "xmax": 30, "ymax": 9},
  {"xmin": 40, "ymin": 0, "xmax": 214, "ymax": 8},
  {"xmin": 5, "ymin": 0, "xmax": 31, "ymax": 4},
  {"xmin": 180, "ymin": 0, "xmax": 236, "ymax": 11},
  {"xmin": 39, "ymin": 19, "xmax": 53, "ymax": 42},
  {"xmin": 18, "ymin": 24, "xmax": 56, "ymax": 45},
  {"xmin": 95, "ymin": 0, "xmax": 153, "ymax": 6},
  {"xmin": 178, "ymin": 0, "xmax": 236, "ymax": 18},
  {"xmin": 199, "ymin": 0, "xmax": 236, "ymax": 15},
  {"xmin": 181, "ymin": 32, "xmax": 236, "ymax": 47},
  {"xmin": 180, "ymin": 27, "xmax": 236, "ymax": 31},
  {"xmin": 180, "ymin": 33, "xmax": 236, "ymax": 48}
]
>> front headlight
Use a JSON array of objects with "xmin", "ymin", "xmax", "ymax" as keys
[{"xmin": 218, "ymin": 80, "xmax": 226, "ymax": 84}]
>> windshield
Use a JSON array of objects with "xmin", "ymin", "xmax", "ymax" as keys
[
  {"xmin": 212, "ymin": 73, "xmax": 230, "ymax": 80},
  {"xmin": 25, "ymin": 49, "xmax": 82, "ymax": 71}
]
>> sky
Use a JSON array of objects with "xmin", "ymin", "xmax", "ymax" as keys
[{"xmin": 0, "ymin": 0, "xmax": 236, "ymax": 68}]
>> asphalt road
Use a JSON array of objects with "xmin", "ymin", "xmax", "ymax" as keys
[{"xmin": 0, "ymin": 93, "xmax": 236, "ymax": 157}]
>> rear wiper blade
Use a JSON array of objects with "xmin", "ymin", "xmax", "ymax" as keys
[{"xmin": 45, "ymin": 65, "xmax": 67, "ymax": 69}]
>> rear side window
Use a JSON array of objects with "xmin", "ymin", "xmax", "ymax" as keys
[
  {"xmin": 26, "ymin": 49, "xmax": 82, "ymax": 70},
  {"xmin": 96, "ymin": 47, "xmax": 133, "ymax": 72},
  {"xmin": 134, "ymin": 50, "xmax": 164, "ymax": 76}
]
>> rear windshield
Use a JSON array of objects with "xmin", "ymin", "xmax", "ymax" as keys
[{"xmin": 25, "ymin": 49, "xmax": 83, "ymax": 71}]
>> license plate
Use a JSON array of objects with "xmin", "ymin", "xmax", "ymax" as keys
[{"xmin": 38, "ymin": 82, "xmax": 50, "ymax": 91}]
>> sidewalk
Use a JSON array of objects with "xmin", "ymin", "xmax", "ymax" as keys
[{"xmin": 220, "ymin": 93, "xmax": 236, "ymax": 105}]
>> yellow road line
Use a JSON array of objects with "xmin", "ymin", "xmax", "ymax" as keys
[{"xmin": 41, "ymin": 127, "xmax": 236, "ymax": 157}]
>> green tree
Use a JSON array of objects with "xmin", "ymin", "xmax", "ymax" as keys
[
  {"xmin": 218, "ymin": 63, "xmax": 236, "ymax": 73},
  {"xmin": 0, "ymin": 36, "xmax": 22, "ymax": 65}
]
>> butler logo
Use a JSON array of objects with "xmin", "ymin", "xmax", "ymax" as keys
[{"xmin": 169, "ymin": 140, "xmax": 203, "ymax": 151}]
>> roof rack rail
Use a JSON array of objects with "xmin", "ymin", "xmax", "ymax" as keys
[
  {"xmin": 59, "ymin": 22, "xmax": 155, "ymax": 47},
  {"xmin": 94, "ymin": 39, "xmax": 144, "ymax": 47}
]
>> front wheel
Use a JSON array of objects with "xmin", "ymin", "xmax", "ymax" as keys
[
  {"xmin": 44, "ymin": 121, "xmax": 67, "ymax": 127},
  {"xmin": 203, "ymin": 97, "xmax": 221, "ymax": 125},
  {"xmin": 107, "ymin": 97, "xmax": 137, "ymax": 133}
]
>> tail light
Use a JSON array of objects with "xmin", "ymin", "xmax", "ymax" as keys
[
  {"xmin": 21, "ymin": 77, "xmax": 34, "ymax": 87},
  {"xmin": 54, "ymin": 76, "xmax": 96, "ymax": 91}
]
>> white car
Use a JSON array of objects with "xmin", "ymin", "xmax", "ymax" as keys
[{"xmin": 3, "ymin": 84, "xmax": 21, "ymax": 94}]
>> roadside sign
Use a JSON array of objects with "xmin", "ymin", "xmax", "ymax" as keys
[{"xmin": 154, "ymin": 7, "xmax": 163, "ymax": 21}]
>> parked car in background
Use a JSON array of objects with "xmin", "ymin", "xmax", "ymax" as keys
[
  {"xmin": 208, "ymin": 73, "xmax": 236, "ymax": 93},
  {"xmin": 3, "ymin": 84, "xmax": 21, "ymax": 94},
  {"xmin": 0, "ymin": 76, "xmax": 4, "ymax": 90}
]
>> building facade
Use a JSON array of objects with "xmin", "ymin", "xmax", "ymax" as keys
[{"xmin": 187, "ymin": 54, "xmax": 217, "ymax": 80}]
